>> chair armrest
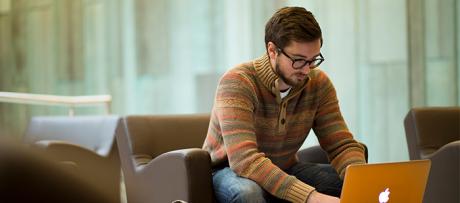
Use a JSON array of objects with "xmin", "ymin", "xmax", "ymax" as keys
[
  {"xmin": 427, "ymin": 140, "xmax": 460, "ymax": 161},
  {"xmin": 297, "ymin": 143, "xmax": 368, "ymax": 164},
  {"xmin": 423, "ymin": 140, "xmax": 460, "ymax": 203},
  {"xmin": 297, "ymin": 145, "xmax": 329, "ymax": 164},
  {"xmin": 32, "ymin": 140, "xmax": 120, "ymax": 203},
  {"xmin": 136, "ymin": 148, "xmax": 213, "ymax": 203},
  {"xmin": 33, "ymin": 140, "xmax": 104, "ymax": 169},
  {"xmin": 34, "ymin": 140, "xmax": 102, "ymax": 158}
]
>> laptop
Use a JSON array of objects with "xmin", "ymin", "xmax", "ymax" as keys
[{"xmin": 341, "ymin": 159, "xmax": 431, "ymax": 203}]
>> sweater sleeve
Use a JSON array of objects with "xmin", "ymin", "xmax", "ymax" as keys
[
  {"xmin": 312, "ymin": 71, "xmax": 366, "ymax": 178},
  {"xmin": 215, "ymin": 71, "xmax": 315, "ymax": 203}
]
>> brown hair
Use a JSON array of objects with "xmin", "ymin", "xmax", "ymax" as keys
[{"xmin": 265, "ymin": 7, "xmax": 322, "ymax": 50}]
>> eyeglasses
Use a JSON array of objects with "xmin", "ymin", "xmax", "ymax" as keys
[{"xmin": 276, "ymin": 47, "xmax": 324, "ymax": 70}]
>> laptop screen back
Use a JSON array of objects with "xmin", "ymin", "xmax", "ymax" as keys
[{"xmin": 340, "ymin": 160, "xmax": 431, "ymax": 203}]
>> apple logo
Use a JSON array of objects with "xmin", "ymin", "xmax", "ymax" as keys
[{"xmin": 379, "ymin": 188, "xmax": 390, "ymax": 203}]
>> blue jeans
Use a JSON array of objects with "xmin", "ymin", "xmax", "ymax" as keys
[{"xmin": 212, "ymin": 162, "xmax": 342, "ymax": 203}]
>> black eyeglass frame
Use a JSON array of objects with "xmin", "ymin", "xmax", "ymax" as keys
[{"xmin": 276, "ymin": 47, "xmax": 325, "ymax": 70}]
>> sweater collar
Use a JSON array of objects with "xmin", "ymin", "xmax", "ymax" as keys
[
  {"xmin": 253, "ymin": 54, "xmax": 309, "ymax": 97},
  {"xmin": 254, "ymin": 54, "xmax": 279, "ymax": 95}
]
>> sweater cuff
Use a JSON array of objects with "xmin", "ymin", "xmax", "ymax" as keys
[{"xmin": 284, "ymin": 180, "xmax": 315, "ymax": 203}]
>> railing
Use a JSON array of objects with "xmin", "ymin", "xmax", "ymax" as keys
[{"xmin": 0, "ymin": 92, "xmax": 112, "ymax": 116}]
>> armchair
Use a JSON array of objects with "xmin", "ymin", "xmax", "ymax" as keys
[
  {"xmin": 24, "ymin": 116, "xmax": 121, "ymax": 203},
  {"xmin": 116, "ymin": 114, "xmax": 213, "ymax": 203},
  {"xmin": 116, "ymin": 114, "xmax": 368, "ymax": 203},
  {"xmin": 404, "ymin": 107, "xmax": 460, "ymax": 203},
  {"xmin": 0, "ymin": 137, "xmax": 112, "ymax": 203}
]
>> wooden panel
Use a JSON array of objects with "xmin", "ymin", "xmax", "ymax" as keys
[
  {"xmin": 25, "ymin": 0, "xmax": 52, "ymax": 9},
  {"xmin": 368, "ymin": 0, "xmax": 407, "ymax": 63},
  {"xmin": 55, "ymin": 0, "xmax": 84, "ymax": 81},
  {"xmin": 426, "ymin": 59, "xmax": 457, "ymax": 105},
  {"xmin": 82, "ymin": 0, "xmax": 107, "ymax": 95},
  {"xmin": 24, "ymin": 5, "xmax": 55, "ymax": 94},
  {"xmin": 135, "ymin": 0, "xmax": 171, "ymax": 75},
  {"xmin": 322, "ymin": 0, "xmax": 359, "ymax": 132},
  {"xmin": 249, "ymin": 0, "xmax": 281, "ymax": 58},
  {"xmin": 425, "ymin": 0, "xmax": 458, "ymax": 105},
  {"xmin": 195, "ymin": 73, "xmax": 220, "ymax": 113},
  {"xmin": 0, "ymin": 0, "xmax": 12, "ymax": 137},
  {"xmin": 424, "ymin": 0, "xmax": 441, "ymax": 58},
  {"xmin": 224, "ymin": 0, "xmax": 252, "ymax": 67},
  {"xmin": 386, "ymin": 63, "xmax": 410, "ymax": 161},
  {"xmin": 359, "ymin": 0, "xmax": 411, "ymax": 162},
  {"xmin": 0, "ymin": 7, "xmax": 12, "ymax": 91},
  {"xmin": 358, "ymin": 65, "xmax": 389, "ymax": 162},
  {"xmin": 168, "ymin": 0, "xmax": 212, "ymax": 74},
  {"xmin": 0, "ymin": 0, "xmax": 56, "ymax": 137},
  {"xmin": 0, "ymin": 0, "xmax": 11, "ymax": 14},
  {"xmin": 407, "ymin": 0, "xmax": 426, "ymax": 107}
]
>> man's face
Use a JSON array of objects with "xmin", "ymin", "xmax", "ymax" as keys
[{"xmin": 269, "ymin": 39, "xmax": 322, "ymax": 87}]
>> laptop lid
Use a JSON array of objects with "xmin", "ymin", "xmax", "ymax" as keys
[{"xmin": 341, "ymin": 159, "xmax": 431, "ymax": 203}]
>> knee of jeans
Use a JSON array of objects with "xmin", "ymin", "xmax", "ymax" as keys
[{"xmin": 230, "ymin": 184, "xmax": 266, "ymax": 203}]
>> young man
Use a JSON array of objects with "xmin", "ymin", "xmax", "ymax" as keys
[{"xmin": 202, "ymin": 7, "xmax": 366, "ymax": 203}]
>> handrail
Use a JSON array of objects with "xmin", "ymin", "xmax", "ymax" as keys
[{"xmin": 0, "ymin": 92, "xmax": 112, "ymax": 116}]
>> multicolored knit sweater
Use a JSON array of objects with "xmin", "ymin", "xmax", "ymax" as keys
[{"xmin": 202, "ymin": 54, "xmax": 366, "ymax": 203}]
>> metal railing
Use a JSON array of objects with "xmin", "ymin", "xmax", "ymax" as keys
[{"xmin": 0, "ymin": 92, "xmax": 112, "ymax": 116}]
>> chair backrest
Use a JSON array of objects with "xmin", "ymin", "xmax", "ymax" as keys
[
  {"xmin": 122, "ymin": 114, "xmax": 210, "ymax": 159},
  {"xmin": 25, "ymin": 116, "xmax": 119, "ymax": 156},
  {"xmin": 404, "ymin": 107, "xmax": 460, "ymax": 159}
]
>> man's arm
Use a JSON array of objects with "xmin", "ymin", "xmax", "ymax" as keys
[{"xmin": 312, "ymin": 71, "xmax": 366, "ymax": 178}]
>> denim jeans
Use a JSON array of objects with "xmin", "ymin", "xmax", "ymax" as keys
[{"xmin": 212, "ymin": 162, "xmax": 342, "ymax": 203}]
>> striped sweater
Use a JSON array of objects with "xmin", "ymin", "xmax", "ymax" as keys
[{"xmin": 203, "ymin": 54, "xmax": 366, "ymax": 203}]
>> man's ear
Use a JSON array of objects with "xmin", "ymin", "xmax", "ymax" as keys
[{"xmin": 267, "ymin": 42, "xmax": 277, "ymax": 59}]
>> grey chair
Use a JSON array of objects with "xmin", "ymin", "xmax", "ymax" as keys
[
  {"xmin": 404, "ymin": 107, "xmax": 460, "ymax": 203},
  {"xmin": 24, "ymin": 116, "xmax": 121, "ymax": 203},
  {"xmin": 116, "ymin": 114, "xmax": 213, "ymax": 203},
  {"xmin": 116, "ymin": 114, "xmax": 368, "ymax": 203}
]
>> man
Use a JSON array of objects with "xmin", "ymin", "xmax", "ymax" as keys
[{"xmin": 202, "ymin": 7, "xmax": 366, "ymax": 203}]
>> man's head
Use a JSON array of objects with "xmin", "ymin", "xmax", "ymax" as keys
[
  {"xmin": 265, "ymin": 7, "xmax": 324, "ymax": 88},
  {"xmin": 265, "ymin": 7, "xmax": 322, "ymax": 51}
]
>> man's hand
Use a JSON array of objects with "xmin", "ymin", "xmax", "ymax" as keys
[{"xmin": 306, "ymin": 191, "xmax": 340, "ymax": 203}]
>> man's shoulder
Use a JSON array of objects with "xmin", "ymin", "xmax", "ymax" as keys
[
  {"xmin": 222, "ymin": 61, "xmax": 257, "ymax": 81},
  {"xmin": 229, "ymin": 60, "xmax": 256, "ymax": 73},
  {"xmin": 308, "ymin": 68, "xmax": 327, "ymax": 79},
  {"xmin": 308, "ymin": 68, "xmax": 332, "ymax": 84}
]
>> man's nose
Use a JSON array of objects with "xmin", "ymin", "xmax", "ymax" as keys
[{"xmin": 299, "ymin": 65, "xmax": 312, "ymax": 74}]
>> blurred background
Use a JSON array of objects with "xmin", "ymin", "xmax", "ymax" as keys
[{"xmin": 0, "ymin": 0, "xmax": 458, "ymax": 163}]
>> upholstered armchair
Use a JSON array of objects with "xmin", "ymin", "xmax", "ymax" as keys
[
  {"xmin": 24, "ymin": 116, "xmax": 121, "ymax": 203},
  {"xmin": 116, "ymin": 114, "xmax": 213, "ymax": 203},
  {"xmin": 116, "ymin": 114, "xmax": 368, "ymax": 203},
  {"xmin": 0, "ymin": 137, "xmax": 112, "ymax": 203},
  {"xmin": 404, "ymin": 107, "xmax": 460, "ymax": 203}
]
